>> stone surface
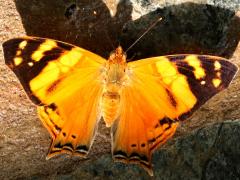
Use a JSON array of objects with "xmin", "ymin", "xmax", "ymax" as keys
[
  {"xmin": 53, "ymin": 120, "xmax": 240, "ymax": 179},
  {"xmin": 0, "ymin": 0, "xmax": 240, "ymax": 179}
]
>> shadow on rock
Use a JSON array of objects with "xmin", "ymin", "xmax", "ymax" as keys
[
  {"xmin": 14, "ymin": 0, "xmax": 133, "ymax": 58},
  {"xmin": 120, "ymin": 3, "xmax": 240, "ymax": 60},
  {"xmin": 14, "ymin": 1, "xmax": 240, "ymax": 60}
]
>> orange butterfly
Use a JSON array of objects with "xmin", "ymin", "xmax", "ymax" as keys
[{"xmin": 3, "ymin": 36, "xmax": 238, "ymax": 175}]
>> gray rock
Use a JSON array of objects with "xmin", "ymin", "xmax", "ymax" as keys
[
  {"xmin": 207, "ymin": 0, "xmax": 240, "ymax": 11},
  {"xmin": 131, "ymin": 0, "xmax": 240, "ymax": 12},
  {"xmin": 52, "ymin": 120, "xmax": 240, "ymax": 179}
]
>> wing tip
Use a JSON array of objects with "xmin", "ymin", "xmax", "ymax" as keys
[
  {"xmin": 2, "ymin": 38, "xmax": 27, "ymax": 67},
  {"xmin": 46, "ymin": 145, "xmax": 89, "ymax": 160},
  {"xmin": 113, "ymin": 150, "xmax": 154, "ymax": 176}
]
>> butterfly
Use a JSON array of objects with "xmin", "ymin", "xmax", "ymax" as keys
[{"xmin": 2, "ymin": 36, "xmax": 238, "ymax": 176}]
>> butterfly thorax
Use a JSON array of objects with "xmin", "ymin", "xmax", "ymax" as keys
[{"xmin": 101, "ymin": 46, "xmax": 127, "ymax": 127}]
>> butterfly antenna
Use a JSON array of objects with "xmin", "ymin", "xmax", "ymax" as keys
[{"xmin": 125, "ymin": 17, "xmax": 163, "ymax": 53}]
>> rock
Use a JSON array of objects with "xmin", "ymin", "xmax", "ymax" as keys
[
  {"xmin": 47, "ymin": 120, "xmax": 240, "ymax": 179},
  {"xmin": 121, "ymin": 2, "xmax": 240, "ymax": 61},
  {"xmin": 0, "ymin": 0, "xmax": 240, "ymax": 179},
  {"xmin": 12, "ymin": 0, "xmax": 240, "ymax": 59}
]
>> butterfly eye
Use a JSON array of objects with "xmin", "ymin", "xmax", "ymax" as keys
[
  {"xmin": 109, "ymin": 50, "xmax": 115, "ymax": 56},
  {"xmin": 109, "ymin": 51, "xmax": 116, "ymax": 62}
]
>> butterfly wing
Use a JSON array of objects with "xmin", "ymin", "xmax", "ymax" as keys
[
  {"xmin": 3, "ymin": 37, "xmax": 106, "ymax": 158},
  {"xmin": 112, "ymin": 55, "xmax": 238, "ymax": 175}
]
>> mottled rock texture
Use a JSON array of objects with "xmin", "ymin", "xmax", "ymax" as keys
[
  {"xmin": 0, "ymin": 0, "xmax": 240, "ymax": 179},
  {"xmin": 54, "ymin": 120, "xmax": 240, "ymax": 179}
]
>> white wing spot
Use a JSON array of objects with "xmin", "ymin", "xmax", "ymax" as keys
[
  {"xmin": 28, "ymin": 62, "xmax": 34, "ymax": 66},
  {"xmin": 214, "ymin": 61, "xmax": 221, "ymax": 71}
]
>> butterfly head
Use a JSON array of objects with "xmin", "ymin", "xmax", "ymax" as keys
[{"xmin": 109, "ymin": 46, "xmax": 127, "ymax": 64}]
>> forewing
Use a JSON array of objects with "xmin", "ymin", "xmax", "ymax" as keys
[
  {"xmin": 3, "ymin": 37, "xmax": 106, "ymax": 157},
  {"xmin": 112, "ymin": 55, "xmax": 238, "ymax": 175},
  {"xmin": 3, "ymin": 36, "xmax": 105, "ymax": 105},
  {"xmin": 129, "ymin": 55, "xmax": 238, "ymax": 120}
]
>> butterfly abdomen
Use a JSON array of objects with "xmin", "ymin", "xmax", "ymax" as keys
[{"xmin": 101, "ymin": 91, "xmax": 121, "ymax": 127}]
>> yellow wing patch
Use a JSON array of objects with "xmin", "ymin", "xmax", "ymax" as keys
[
  {"xmin": 31, "ymin": 39, "xmax": 57, "ymax": 61},
  {"xmin": 13, "ymin": 57, "xmax": 23, "ymax": 66},
  {"xmin": 19, "ymin": 40, "xmax": 28, "ymax": 49},
  {"xmin": 185, "ymin": 55, "xmax": 206, "ymax": 79},
  {"xmin": 212, "ymin": 78, "xmax": 221, "ymax": 88}
]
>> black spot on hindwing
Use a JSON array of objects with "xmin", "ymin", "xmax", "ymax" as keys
[{"xmin": 166, "ymin": 89, "xmax": 177, "ymax": 107}]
